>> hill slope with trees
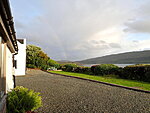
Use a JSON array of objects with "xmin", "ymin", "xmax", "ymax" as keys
[{"xmin": 78, "ymin": 50, "xmax": 150, "ymax": 64}]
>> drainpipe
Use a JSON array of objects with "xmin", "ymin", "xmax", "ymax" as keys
[
  {"xmin": 13, "ymin": 75, "xmax": 16, "ymax": 88},
  {"xmin": 13, "ymin": 53, "xmax": 17, "ymax": 88}
]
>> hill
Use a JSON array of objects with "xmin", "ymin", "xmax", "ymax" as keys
[
  {"xmin": 78, "ymin": 50, "xmax": 150, "ymax": 64},
  {"xmin": 57, "ymin": 60, "xmax": 82, "ymax": 66}
]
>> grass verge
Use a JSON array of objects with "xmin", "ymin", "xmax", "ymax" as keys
[{"xmin": 49, "ymin": 71, "xmax": 150, "ymax": 91}]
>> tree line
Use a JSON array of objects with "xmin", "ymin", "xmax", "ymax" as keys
[{"xmin": 26, "ymin": 45, "xmax": 60, "ymax": 70}]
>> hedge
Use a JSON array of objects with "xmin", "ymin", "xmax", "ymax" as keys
[
  {"xmin": 91, "ymin": 65, "xmax": 99, "ymax": 74},
  {"xmin": 91, "ymin": 64, "xmax": 119, "ymax": 76},
  {"xmin": 74, "ymin": 67, "xmax": 92, "ymax": 74},
  {"xmin": 58, "ymin": 63, "xmax": 150, "ymax": 83},
  {"xmin": 122, "ymin": 64, "xmax": 150, "ymax": 82},
  {"xmin": 62, "ymin": 63, "xmax": 78, "ymax": 72}
]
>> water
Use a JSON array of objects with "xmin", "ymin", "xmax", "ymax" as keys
[{"xmin": 83, "ymin": 64, "xmax": 134, "ymax": 68}]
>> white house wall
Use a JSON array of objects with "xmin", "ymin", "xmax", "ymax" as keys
[
  {"xmin": 15, "ymin": 39, "xmax": 26, "ymax": 75},
  {"xmin": 5, "ymin": 45, "xmax": 14, "ymax": 92}
]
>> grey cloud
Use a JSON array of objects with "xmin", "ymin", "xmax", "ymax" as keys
[
  {"xmin": 68, "ymin": 43, "xmax": 110, "ymax": 60},
  {"xmin": 15, "ymin": 21, "xmax": 26, "ymax": 29},
  {"xmin": 124, "ymin": 0, "xmax": 150, "ymax": 33},
  {"xmin": 132, "ymin": 40, "xmax": 139, "ymax": 43},
  {"xmin": 91, "ymin": 40, "xmax": 100, "ymax": 44},
  {"xmin": 124, "ymin": 18, "xmax": 150, "ymax": 33},
  {"xmin": 109, "ymin": 43, "xmax": 121, "ymax": 48},
  {"xmin": 100, "ymin": 40, "xmax": 106, "ymax": 44},
  {"xmin": 90, "ymin": 40, "xmax": 107, "ymax": 45}
]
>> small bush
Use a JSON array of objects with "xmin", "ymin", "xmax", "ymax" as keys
[
  {"xmin": 7, "ymin": 86, "xmax": 42, "ymax": 113},
  {"xmin": 92, "ymin": 64, "xmax": 119, "ymax": 76},
  {"xmin": 62, "ymin": 63, "xmax": 78, "ymax": 72}
]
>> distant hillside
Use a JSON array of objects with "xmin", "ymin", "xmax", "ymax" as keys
[
  {"xmin": 57, "ymin": 60, "xmax": 75, "ymax": 64},
  {"xmin": 78, "ymin": 50, "xmax": 150, "ymax": 64},
  {"xmin": 57, "ymin": 60, "xmax": 82, "ymax": 66}
]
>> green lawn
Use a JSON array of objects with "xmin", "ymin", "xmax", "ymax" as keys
[{"xmin": 49, "ymin": 71, "xmax": 150, "ymax": 91}]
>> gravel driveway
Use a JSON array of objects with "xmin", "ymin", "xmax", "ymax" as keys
[{"xmin": 16, "ymin": 69, "xmax": 150, "ymax": 113}]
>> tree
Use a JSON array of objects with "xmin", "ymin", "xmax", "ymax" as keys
[
  {"xmin": 26, "ymin": 45, "xmax": 50, "ymax": 69},
  {"xmin": 26, "ymin": 45, "xmax": 41, "ymax": 65},
  {"xmin": 47, "ymin": 59, "xmax": 60, "ymax": 69},
  {"xmin": 26, "ymin": 45, "xmax": 60, "ymax": 70}
]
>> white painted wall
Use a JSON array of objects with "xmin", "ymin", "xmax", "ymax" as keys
[
  {"xmin": 15, "ymin": 39, "xmax": 26, "ymax": 75},
  {"xmin": 1, "ymin": 39, "xmax": 26, "ymax": 92},
  {"xmin": 5, "ymin": 45, "xmax": 14, "ymax": 92}
]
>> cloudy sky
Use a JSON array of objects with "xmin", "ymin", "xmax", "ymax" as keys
[{"xmin": 10, "ymin": 0, "xmax": 150, "ymax": 61}]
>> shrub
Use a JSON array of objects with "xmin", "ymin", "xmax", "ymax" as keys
[
  {"xmin": 7, "ymin": 86, "xmax": 42, "ymax": 113},
  {"xmin": 47, "ymin": 59, "xmax": 60, "ymax": 69},
  {"xmin": 81, "ymin": 67, "xmax": 92, "ymax": 74},
  {"xmin": 145, "ymin": 70, "xmax": 150, "ymax": 82},
  {"xmin": 73, "ymin": 67, "xmax": 83, "ymax": 73},
  {"xmin": 116, "ymin": 67, "xmax": 124, "ymax": 78},
  {"xmin": 123, "ymin": 64, "xmax": 150, "ymax": 82},
  {"xmin": 58, "ymin": 64, "xmax": 64, "ymax": 70},
  {"xmin": 92, "ymin": 64, "xmax": 119, "ymax": 76},
  {"xmin": 91, "ymin": 65, "xmax": 99, "ymax": 74},
  {"xmin": 41, "ymin": 65, "xmax": 49, "ymax": 70},
  {"xmin": 26, "ymin": 64, "xmax": 36, "ymax": 68},
  {"xmin": 62, "ymin": 63, "xmax": 78, "ymax": 72},
  {"xmin": 74, "ymin": 67, "xmax": 92, "ymax": 74}
]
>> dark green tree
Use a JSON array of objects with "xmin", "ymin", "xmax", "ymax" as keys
[
  {"xmin": 26, "ymin": 45, "xmax": 60, "ymax": 70},
  {"xmin": 26, "ymin": 45, "xmax": 49, "ymax": 68}
]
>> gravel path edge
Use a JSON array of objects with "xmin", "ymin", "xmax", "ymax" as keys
[{"xmin": 47, "ymin": 71, "xmax": 150, "ymax": 94}]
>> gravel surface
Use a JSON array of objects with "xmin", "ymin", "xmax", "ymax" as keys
[{"xmin": 16, "ymin": 69, "xmax": 150, "ymax": 113}]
